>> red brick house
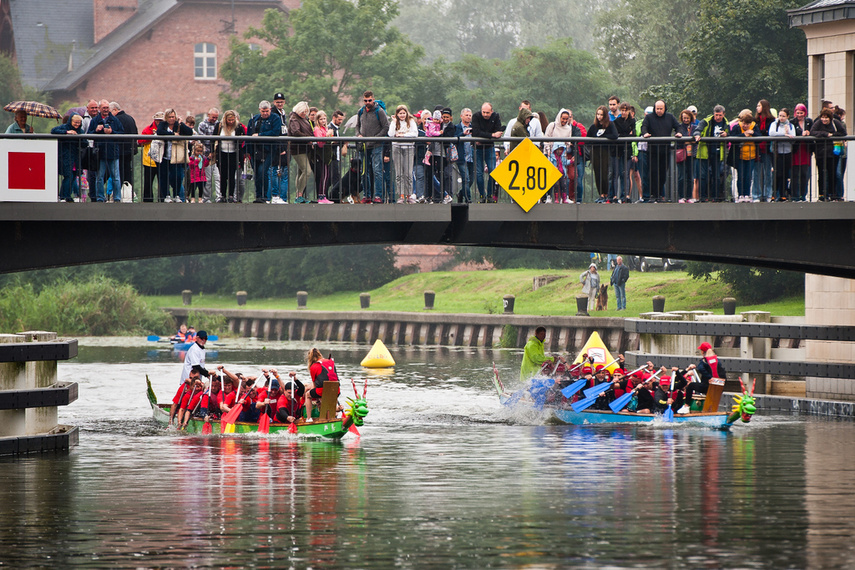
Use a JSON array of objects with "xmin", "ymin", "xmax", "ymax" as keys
[{"xmin": 3, "ymin": 0, "xmax": 297, "ymax": 122}]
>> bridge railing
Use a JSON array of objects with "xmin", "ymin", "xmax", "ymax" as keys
[{"xmin": 1, "ymin": 132, "xmax": 851, "ymax": 204}]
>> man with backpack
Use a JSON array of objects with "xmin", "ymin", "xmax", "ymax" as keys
[{"xmin": 356, "ymin": 91, "xmax": 389, "ymax": 203}]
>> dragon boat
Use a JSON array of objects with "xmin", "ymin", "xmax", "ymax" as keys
[
  {"xmin": 494, "ymin": 371, "xmax": 757, "ymax": 430},
  {"xmin": 495, "ymin": 331, "xmax": 756, "ymax": 430},
  {"xmin": 146, "ymin": 377, "xmax": 368, "ymax": 439}
]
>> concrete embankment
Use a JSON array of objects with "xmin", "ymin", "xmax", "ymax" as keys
[{"xmin": 165, "ymin": 308, "xmax": 637, "ymax": 353}]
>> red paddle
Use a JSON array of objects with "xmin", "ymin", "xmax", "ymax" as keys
[{"xmin": 220, "ymin": 378, "xmax": 243, "ymax": 433}]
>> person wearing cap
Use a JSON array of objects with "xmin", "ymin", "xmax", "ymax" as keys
[
  {"xmin": 247, "ymin": 100, "xmax": 282, "ymax": 204},
  {"xmin": 430, "ymin": 107, "xmax": 456, "ymax": 203},
  {"xmin": 678, "ymin": 342, "xmax": 726, "ymax": 413},
  {"xmin": 520, "ymin": 326, "xmax": 565, "ymax": 380},
  {"xmin": 179, "ymin": 330, "xmax": 207, "ymax": 384},
  {"xmin": 580, "ymin": 263, "xmax": 600, "ymax": 312}
]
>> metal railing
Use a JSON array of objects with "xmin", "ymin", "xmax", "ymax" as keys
[{"xmin": 1, "ymin": 133, "xmax": 850, "ymax": 205}]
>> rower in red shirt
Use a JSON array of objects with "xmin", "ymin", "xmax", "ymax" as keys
[
  {"xmin": 168, "ymin": 364, "xmax": 206, "ymax": 427},
  {"xmin": 276, "ymin": 375, "xmax": 307, "ymax": 424},
  {"xmin": 304, "ymin": 348, "xmax": 340, "ymax": 422}
]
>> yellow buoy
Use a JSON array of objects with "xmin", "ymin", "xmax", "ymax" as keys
[{"xmin": 361, "ymin": 339, "xmax": 396, "ymax": 368}]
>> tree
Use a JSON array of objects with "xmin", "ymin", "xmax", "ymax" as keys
[
  {"xmin": 596, "ymin": 0, "xmax": 697, "ymax": 100},
  {"xmin": 454, "ymin": 247, "xmax": 589, "ymax": 270},
  {"xmin": 395, "ymin": 0, "xmax": 606, "ymax": 62},
  {"xmin": 220, "ymin": 0, "xmax": 433, "ymax": 117},
  {"xmin": 0, "ymin": 53, "xmax": 24, "ymax": 106},
  {"xmin": 446, "ymin": 39, "xmax": 617, "ymax": 125},
  {"xmin": 675, "ymin": 0, "xmax": 807, "ymax": 114},
  {"xmin": 686, "ymin": 262, "xmax": 804, "ymax": 304}
]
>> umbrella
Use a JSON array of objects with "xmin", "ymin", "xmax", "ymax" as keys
[{"xmin": 4, "ymin": 101, "xmax": 62, "ymax": 119}]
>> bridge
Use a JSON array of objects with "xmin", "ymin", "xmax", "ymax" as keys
[{"xmin": 2, "ymin": 201, "xmax": 853, "ymax": 278}]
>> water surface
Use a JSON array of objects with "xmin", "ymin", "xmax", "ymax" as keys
[{"xmin": 1, "ymin": 337, "xmax": 854, "ymax": 568}]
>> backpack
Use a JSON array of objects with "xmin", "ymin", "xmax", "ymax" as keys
[{"xmin": 357, "ymin": 100, "xmax": 386, "ymax": 124}]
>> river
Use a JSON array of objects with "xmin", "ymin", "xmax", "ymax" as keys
[{"xmin": 1, "ymin": 337, "xmax": 854, "ymax": 568}]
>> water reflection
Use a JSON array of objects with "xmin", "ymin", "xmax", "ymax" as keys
[{"xmin": 0, "ymin": 338, "xmax": 853, "ymax": 567}]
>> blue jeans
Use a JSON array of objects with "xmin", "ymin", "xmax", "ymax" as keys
[
  {"xmin": 254, "ymin": 155, "xmax": 272, "ymax": 201},
  {"xmin": 413, "ymin": 163, "xmax": 426, "ymax": 199},
  {"xmin": 363, "ymin": 147, "xmax": 385, "ymax": 200},
  {"xmin": 59, "ymin": 175, "xmax": 78, "ymax": 201},
  {"xmin": 475, "ymin": 146, "xmax": 496, "ymax": 201},
  {"xmin": 613, "ymin": 283, "xmax": 626, "ymax": 310},
  {"xmin": 697, "ymin": 155, "xmax": 723, "ymax": 201},
  {"xmin": 268, "ymin": 165, "xmax": 289, "ymax": 201},
  {"xmin": 456, "ymin": 160, "xmax": 474, "ymax": 203},
  {"xmin": 639, "ymin": 151, "xmax": 650, "ymax": 201},
  {"xmin": 97, "ymin": 158, "xmax": 121, "ymax": 202},
  {"xmin": 576, "ymin": 160, "xmax": 585, "ymax": 202},
  {"xmin": 752, "ymin": 152, "xmax": 773, "ymax": 201},
  {"xmin": 736, "ymin": 160, "xmax": 754, "ymax": 198}
]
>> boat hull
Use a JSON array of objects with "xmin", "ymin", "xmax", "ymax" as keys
[
  {"xmin": 147, "ymin": 378, "xmax": 354, "ymax": 439},
  {"xmin": 500, "ymin": 394, "xmax": 733, "ymax": 430}
]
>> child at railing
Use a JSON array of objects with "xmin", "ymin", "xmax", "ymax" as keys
[{"xmin": 187, "ymin": 142, "xmax": 209, "ymax": 203}]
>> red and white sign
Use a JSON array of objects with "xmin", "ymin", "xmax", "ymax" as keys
[{"xmin": 0, "ymin": 139, "xmax": 57, "ymax": 202}]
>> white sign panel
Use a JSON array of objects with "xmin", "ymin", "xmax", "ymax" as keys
[{"xmin": 0, "ymin": 139, "xmax": 58, "ymax": 202}]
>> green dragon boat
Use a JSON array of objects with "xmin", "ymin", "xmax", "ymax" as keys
[{"xmin": 146, "ymin": 377, "xmax": 368, "ymax": 439}]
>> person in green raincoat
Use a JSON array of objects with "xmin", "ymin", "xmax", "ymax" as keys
[{"xmin": 520, "ymin": 326, "xmax": 564, "ymax": 380}]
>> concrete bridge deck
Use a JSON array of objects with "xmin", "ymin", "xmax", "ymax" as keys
[{"xmin": 1, "ymin": 202, "xmax": 853, "ymax": 277}]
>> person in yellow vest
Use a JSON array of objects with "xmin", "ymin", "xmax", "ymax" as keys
[{"xmin": 520, "ymin": 326, "xmax": 565, "ymax": 380}]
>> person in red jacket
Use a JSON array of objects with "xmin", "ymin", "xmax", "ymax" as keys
[{"xmin": 276, "ymin": 378, "xmax": 306, "ymax": 424}]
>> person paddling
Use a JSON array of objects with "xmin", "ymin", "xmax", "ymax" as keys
[
  {"xmin": 276, "ymin": 374, "xmax": 306, "ymax": 424},
  {"xmin": 304, "ymin": 348, "xmax": 341, "ymax": 422}
]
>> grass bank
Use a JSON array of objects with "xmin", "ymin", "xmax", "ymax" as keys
[{"xmin": 143, "ymin": 268, "xmax": 805, "ymax": 318}]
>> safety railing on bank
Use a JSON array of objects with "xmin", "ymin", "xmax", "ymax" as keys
[{"xmin": 0, "ymin": 133, "xmax": 851, "ymax": 205}]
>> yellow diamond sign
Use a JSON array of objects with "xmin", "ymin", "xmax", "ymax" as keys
[{"xmin": 490, "ymin": 138, "xmax": 562, "ymax": 212}]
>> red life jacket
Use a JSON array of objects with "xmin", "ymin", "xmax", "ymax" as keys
[{"xmin": 705, "ymin": 355, "xmax": 720, "ymax": 378}]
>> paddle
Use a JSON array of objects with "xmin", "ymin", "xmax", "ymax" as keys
[
  {"xmin": 560, "ymin": 378, "xmax": 588, "ymax": 399},
  {"xmin": 148, "ymin": 334, "xmax": 219, "ymax": 342},
  {"xmin": 258, "ymin": 376, "xmax": 271, "ymax": 434},
  {"xmin": 575, "ymin": 369, "xmax": 661, "ymax": 413},
  {"xmin": 607, "ymin": 365, "xmax": 651, "ymax": 412},
  {"xmin": 663, "ymin": 370, "xmax": 677, "ymax": 422},
  {"xmin": 221, "ymin": 377, "xmax": 244, "ymax": 433},
  {"xmin": 580, "ymin": 359, "xmax": 628, "ymax": 399}
]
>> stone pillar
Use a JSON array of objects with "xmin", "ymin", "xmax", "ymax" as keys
[
  {"xmin": 360, "ymin": 293, "xmax": 370, "ymax": 309},
  {"xmin": 741, "ymin": 311, "xmax": 771, "ymax": 394},
  {"xmin": 297, "ymin": 291, "xmax": 308, "ymax": 308},
  {"xmin": 652, "ymin": 295, "xmax": 666, "ymax": 313},
  {"xmin": 0, "ymin": 334, "xmax": 27, "ymax": 438},
  {"xmin": 424, "ymin": 291, "xmax": 435, "ymax": 310},
  {"xmin": 182, "ymin": 290, "xmax": 192, "ymax": 306},
  {"xmin": 805, "ymin": 274, "xmax": 855, "ymax": 401},
  {"xmin": 503, "ymin": 295, "xmax": 515, "ymax": 314},
  {"xmin": 236, "ymin": 291, "xmax": 247, "ymax": 306}
]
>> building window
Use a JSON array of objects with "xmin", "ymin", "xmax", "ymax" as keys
[
  {"xmin": 194, "ymin": 42, "xmax": 216, "ymax": 80},
  {"xmin": 248, "ymin": 43, "xmax": 262, "ymax": 53}
]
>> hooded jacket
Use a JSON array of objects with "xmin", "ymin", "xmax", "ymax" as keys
[{"xmin": 509, "ymin": 108, "xmax": 533, "ymax": 153}]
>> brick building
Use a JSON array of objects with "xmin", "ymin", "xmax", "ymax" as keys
[{"xmin": 2, "ymin": 0, "xmax": 297, "ymax": 122}]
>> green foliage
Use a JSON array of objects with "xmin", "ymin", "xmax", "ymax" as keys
[
  {"xmin": 0, "ymin": 277, "xmax": 172, "ymax": 336},
  {"xmin": 686, "ymin": 261, "xmax": 804, "ymax": 304},
  {"xmin": 220, "ymin": 0, "xmax": 431, "ymax": 117},
  {"xmin": 453, "ymin": 247, "xmax": 590, "ymax": 270},
  {"xmin": 222, "ymin": 245, "xmax": 401, "ymax": 297},
  {"xmin": 0, "ymin": 53, "xmax": 25, "ymax": 107},
  {"xmin": 597, "ymin": 0, "xmax": 697, "ymax": 105},
  {"xmin": 444, "ymin": 39, "xmax": 616, "ymax": 125},
  {"xmin": 395, "ymin": 0, "xmax": 603, "ymax": 61},
  {"xmin": 500, "ymin": 325, "xmax": 519, "ymax": 348},
  {"xmin": 187, "ymin": 310, "xmax": 229, "ymax": 336}
]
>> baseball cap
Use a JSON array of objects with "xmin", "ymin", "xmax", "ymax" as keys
[
  {"xmin": 687, "ymin": 105, "xmax": 698, "ymax": 114},
  {"xmin": 153, "ymin": 111, "xmax": 165, "ymax": 121},
  {"xmin": 191, "ymin": 364, "xmax": 209, "ymax": 377},
  {"xmin": 197, "ymin": 330, "xmax": 208, "ymax": 340},
  {"xmin": 698, "ymin": 342, "xmax": 712, "ymax": 352},
  {"xmin": 273, "ymin": 92, "xmax": 285, "ymax": 100}
]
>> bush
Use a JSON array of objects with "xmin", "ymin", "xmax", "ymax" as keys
[
  {"xmin": 686, "ymin": 262, "xmax": 804, "ymax": 304},
  {"xmin": 0, "ymin": 277, "xmax": 172, "ymax": 336},
  {"xmin": 187, "ymin": 310, "xmax": 229, "ymax": 337}
]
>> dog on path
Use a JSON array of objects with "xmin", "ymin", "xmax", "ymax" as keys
[{"xmin": 596, "ymin": 284, "xmax": 609, "ymax": 311}]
